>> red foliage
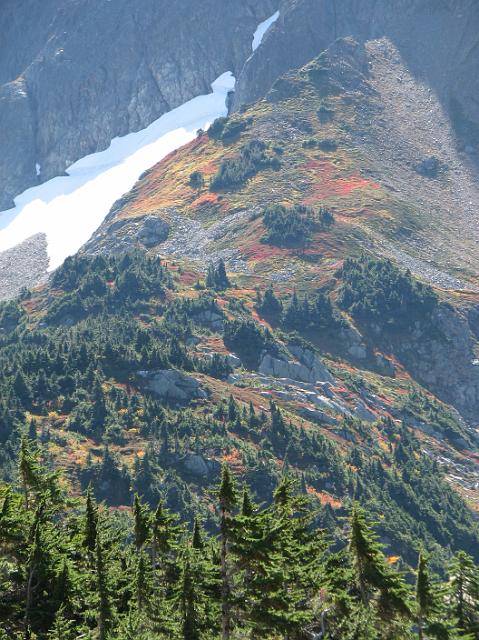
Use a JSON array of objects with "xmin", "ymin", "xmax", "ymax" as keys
[
  {"xmin": 301, "ymin": 160, "xmax": 380, "ymax": 205},
  {"xmin": 243, "ymin": 242, "xmax": 290, "ymax": 260}
]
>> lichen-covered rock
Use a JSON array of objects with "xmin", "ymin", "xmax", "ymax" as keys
[
  {"xmin": 136, "ymin": 216, "xmax": 170, "ymax": 248},
  {"xmin": 181, "ymin": 454, "xmax": 220, "ymax": 478},
  {"xmin": 138, "ymin": 369, "xmax": 207, "ymax": 403},
  {"xmin": 258, "ymin": 352, "xmax": 332, "ymax": 385},
  {"xmin": 287, "ymin": 343, "xmax": 334, "ymax": 383}
]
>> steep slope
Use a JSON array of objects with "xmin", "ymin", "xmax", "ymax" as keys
[
  {"xmin": 234, "ymin": 0, "xmax": 479, "ymax": 152},
  {"xmin": 0, "ymin": 39, "xmax": 477, "ymax": 572},
  {"xmin": 0, "ymin": 0, "xmax": 276, "ymax": 209},
  {"xmin": 85, "ymin": 37, "xmax": 479, "ymax": 419}
]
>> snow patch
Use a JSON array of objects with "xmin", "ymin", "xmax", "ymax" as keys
[
  {"xmin": 252, "ymin": 10, "xmax": 279, "ymax": 52},
  {"xmin": 35, "ymin": 163, "xmax": 41, "ymax": 177},
  {"xmin": 0, "ymin": 72, "xmax": 235, "ymax": 271}
]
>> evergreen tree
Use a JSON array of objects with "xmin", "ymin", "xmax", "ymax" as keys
[
  {"xmin": 95, "ymin": 529, "xmax": 113, "ymax": 640},
  {"xmin": 416, "ymin": 549, "xmax": 440, "ymax": 640},
  {"xmin": 135, "ymin": 551, "xmax": 152, "ymax": 614},
  {"xmin": 179, "ymin": 553, "xmax": 201, "ymax": 640},
  {"xmin": 192, "ymin": 517, "xmax": 205, "ymax": 551},
  {"xmin": 448, "ymin": 551, "xmax": 479, "ymax": 636},
  {"xmin": 349, "ymin": 504, "xmax": 411, "ymax": 630},
  {"xmin": 84, "ymin": 485, "xmax": 98, "ymax": 558},
  {"xmin": 133, "ymin": 493, "xmax": 151, "ymax": 552},
  {"xmin": 218, "ymin": 464, "xmax": 237, "ymax": 640},
  {"xmin": 47, "ymin": 607, "xmax": 75, "ymax": 640}
]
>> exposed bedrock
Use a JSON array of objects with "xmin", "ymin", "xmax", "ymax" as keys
[
  {"xmin": 0, "ymin": 0, "xmax": 276, "ymax": 209},
  {"xmin": 233, "ymin": 0, "xmax": 479, "ymax": 154}
]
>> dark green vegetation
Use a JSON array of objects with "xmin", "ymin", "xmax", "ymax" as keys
[
  {"xmin": 207, "ymin": 115, "xmax": 253, "ymax": 142},
  {"xmin": 337, "ymin": 257, "xmax": 438, "ymax": 325},
  {"xmin": 0, "ymin": 251, "xmax": 477, "ymax": 579},
  {"xmin": 2, "ymin": 444, "xmax": 479, "ymax": 639},
  {"xmin": 261, "ymin": 204, "xmax": 334, "ymax": 247},
  {"xmin": 210, "ymin": 139, "xmax": 280, "ymax": 191},
  {"xmin": 205, "ymin": 259, "xmax": 230, "ymax": 291}
]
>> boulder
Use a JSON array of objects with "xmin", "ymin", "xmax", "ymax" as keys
[
  {"xmin": 259, "ymin": 346, "xmax": 333, "ymax": 385},
  {"xmin": 136, "ymin": 215, "xmax": 170, "ymax": 248},
  {"xmin": 192, "ymin": 309, "xmax": 224, "ymax": 332},
  {"xmin": 183, "ymin": 455, "xmax": 207, "ymax": 477},
  {"xmin": 139, "ymin": 369, "xmax": 207, "ymax": 402},
  {"xmin": 288, "ymin": 343, "xmax": 335, "ymax": 383},
  {"xmin": 226, "ymin": 353, "xmax": 242, "ymax": 369}
]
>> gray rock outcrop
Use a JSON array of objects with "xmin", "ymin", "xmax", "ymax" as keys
[
  {"xmin": 139, "ymin": 369, "xmax": 207, "ymax": 403},
  {"xmin": 181, "ymin": 454, "xmax": 220, "ymax": 478},
  {"xmin": 0, "ymin": 0, "xmax": 276, "ymax": 209},
  {"xmin": 258, "ymin": 344, "xmax": 333, "ymax": 385}
]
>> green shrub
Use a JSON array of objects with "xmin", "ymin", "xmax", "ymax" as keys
[
  {"xmin": 223, "ymin": 319, "xmax": 277, "ymax": 369},
  {"xmin": 337, "ymin": 256, "xmax": 438, "ymax": 325},
  {"xmin": 189, "ymin": 171, "xmax": 204, "ymax": 189},
  {"xmin": 210, "ymin": 139, "xmax": 280, "ymax": 191},
  {"xmin": 261, "ymin": 204, "xmax": 334, "ymax": 247}
]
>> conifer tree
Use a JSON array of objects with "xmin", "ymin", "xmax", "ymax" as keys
[
  {"xmin": 133, "ymin": 493, "xmax": 151, "ymax": 552},
  {"xmin": 19, "ymin": 435, "xmax": 40, "ymax": 510},
  {"xmin": 448, "ymin": 551, "xmax": 479, "ymax": 636},
  {"xmin": 216, "ymin": 259, "xmax": 230, "ymax": 290},
  {"xmin": 135, "ymin": 551, "xmax": 152, "ymax": 614},
  {"xmin": 192, "ymin": 517, "xmax": 205, "ymax": 551},
  {"xmin": 47, "ymin": 607, "xmax": 75, "ymax": 640},
  {"xmin": 241, "ymin": 487, "xmax": 254, "ymax": 517},
  {"xmin": 95, "ymin": 529, "xmax": 113, "ymax": 640},
  {"xmin": 84, "ymin": 485, "xmax": 98, "ymax": 558},
  {"xmin": 416, "ymin": 550, "xmax": 438, "ymax": 640},
  {"xmin": 179, "ymin": 553, "xmax": 201, "ymax": 640},
  {"xmin": 349, "ymin": 504, "xmax": 411, "ymax": 629},
  {"xmin": 152, "ymin": 500, "xmax": 182, "ymax": 588},
  {"xmin": 218, "ymin": 464, "xmax": 237, "ymax": 640}
]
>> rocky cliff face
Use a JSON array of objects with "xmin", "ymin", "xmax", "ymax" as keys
[
  {"xmin": 0, "ymin": 0, "xmax": 276, "ymax": 209},
  {"xmin": 233, "ymin": 0, "xmax": 479, "ymax": 153}
]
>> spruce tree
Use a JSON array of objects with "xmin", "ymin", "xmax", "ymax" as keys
[
  {"xmin": 95, "ymin": 529, "xmax": 113, "ymax": 640},
  {"xmin": 416, "ymin": 550, "xmax": 438, "ymax": 640},
  {"xmin": 218, "ymin": 464, "xmax": 237, "ymax": 640},
  {"xmin": 192, "ymin": 517, "xmax": 205, "ymax": 551},
  {"xmin": 84, "ymin": 485, "xmax": 98, "ymax": 558},
  {"xmin": 133, "ymin": 493, "xmax": 151, "ymax": 552},
  {"xmin": 448, "ymin": 551, "xmax": 479, "ymax": 636},
  {"xmin": 348, "ymin": 504, "xmax": 411, "ymax": 629},
  {"xmin": 179, "ymin": 553, "xmax": 201, "ymax": 640}
]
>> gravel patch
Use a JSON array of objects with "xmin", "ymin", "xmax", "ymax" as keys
[
  {"xmin": 0, "ymin": 233, "xmax": 49, "ymax": 300},
  {"xmin": 159, "ymin": 209, "xmax": 252, "ymax": 273}
]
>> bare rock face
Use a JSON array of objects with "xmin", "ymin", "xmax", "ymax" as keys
[
  {"xmin": 0, "ymin": 0, "xmax": 276, "ymax": 209},
  {"xmin": 139, "ymin": 369, "xmax": 207, "ymax": 403},
  {"xmin": 397, "ymin": 304, "xmax": 479, "ymax": 422},
  {"xmin": 233, "ymin": 0, "xmax": 479, "ymax": 152},
  {"xmin": 258, "ymin": 344, "xmax": 333, "ymax": 385}
]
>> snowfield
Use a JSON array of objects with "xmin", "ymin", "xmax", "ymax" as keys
[
  {"xmin": 0, "ymin": 73, "xmax": 235, "ymax": 271},
  {"xmin": 252, "ymin": 10, "xmax": 280, "ymax": 52},
  {"xmin": 0, "ymin": 9, "xmax": 279, "ymax": 273}
]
